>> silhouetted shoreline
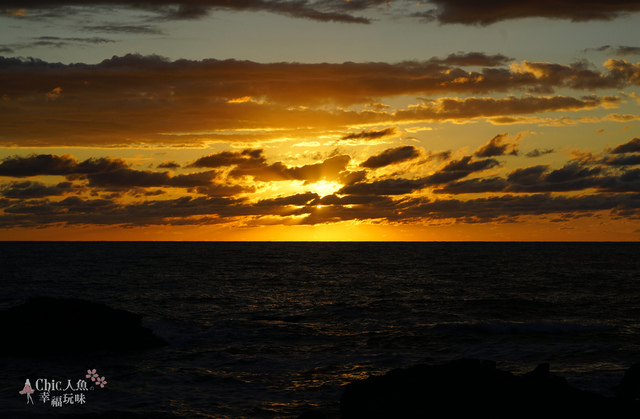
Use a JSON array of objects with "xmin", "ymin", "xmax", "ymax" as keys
[
  {"xmin": 300, "ymin": 358, "xmax": 640, "ymax": 418},
  {"xmin": 0, "ymin": 297, "xmax": 166, "ymax": 357}
]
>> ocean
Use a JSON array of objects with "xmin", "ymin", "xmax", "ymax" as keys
[{"xmin": 1, "ymin": 242, "xmax": 639, "ymax": 417}]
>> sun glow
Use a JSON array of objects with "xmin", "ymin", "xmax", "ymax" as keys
[{"xmin": 307, "ymin": 180, "xmax": 341, "ymax": 197}]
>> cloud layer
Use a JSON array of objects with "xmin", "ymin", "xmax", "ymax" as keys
[
  {"xmin": 0, "ymin": 53, "xmax": 636, "ymax": 146},
  {"xmin": 2, "ymin": 137, "xmax": 640, "ymax": 230},
  {"xmin": 418, "ymin": 0, "xmax": 640, "ymax": 25},
  {"xmin": 4, "ymin": 0, "xmax": 640, "ymax": 25}
]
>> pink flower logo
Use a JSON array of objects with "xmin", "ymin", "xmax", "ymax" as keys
[
  {"xmin": 95, "ymin": 376, "xmax": 107, "ymax": 388},
  {"xmin": 86, "ymin": 369, "xmax": 99, "ymax": 382}
]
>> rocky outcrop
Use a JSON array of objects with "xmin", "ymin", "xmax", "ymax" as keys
[
  {"xmin": 0, "ymin": 297, "xmax": 167, "ymax": 356},
  {"xmin": 340, "ymin": 358, "xmax": 639, "ymax": 418},
  {"xmin": 616, "ymin": 361, "xmax": 640, "ymax": 399}
]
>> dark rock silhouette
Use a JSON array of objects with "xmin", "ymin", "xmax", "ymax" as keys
[
  {"xmin": 0, "ymin": 297, "xmax": 167, "ymax": 356},
  {"xmin": 340, "ymin": 358, "xmax": 638, "ymax": 418},
  {"xmin": 616, "ymin": 361, "xmax": 640, "ymax": 399}
]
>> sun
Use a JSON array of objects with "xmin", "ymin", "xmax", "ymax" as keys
[{"xmin": 309, "ymin": 180, "xmax": 342, "ymax": 197}]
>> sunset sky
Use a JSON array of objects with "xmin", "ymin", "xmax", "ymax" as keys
[{"xmin": 1, "ymin": 0, "xmax": 640, "ymax": 241}]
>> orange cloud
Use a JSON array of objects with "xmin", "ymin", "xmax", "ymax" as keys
[
  {"xmin": 1, "ymin": 55, "xmax": 633, "ymax": 146},
  {"xmin": 2, "ymin": 137, "xmax": 640, "ymax": 230}
]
